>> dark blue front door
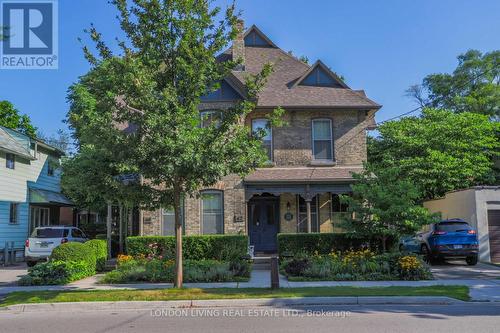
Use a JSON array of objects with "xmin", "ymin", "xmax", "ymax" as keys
[{"xmin": 248, "ymin": 196, "xmax": 279, "ymax": 253}]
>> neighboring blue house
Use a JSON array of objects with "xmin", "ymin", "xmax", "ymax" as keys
[{"xmin": 0, "ymin": 126, "xmax": 73, "ymax": 252}]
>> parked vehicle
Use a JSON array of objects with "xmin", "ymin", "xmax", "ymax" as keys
[
  {"xmin": 415, "ymin": 219, "xmax": 479, "ymax": 265},
  {"xmin": 25, "ymin": 226, "xmax": 88, "ymax": 267}
]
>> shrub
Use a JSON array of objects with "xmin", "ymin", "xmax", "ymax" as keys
[
  {"xmin": 398, "ymin": 255, "xmax": 432, "ymax": 280},
  {"xmin": 18, "ymin": 261, "xmax": 89, "ymax": 286},
  {"xmin": 85, "ymin": 239, "xmax": 107, "ymax": 272},
  {"xmin": 282, "ymin": 257, "xmax": 311, "ymax": 276},
  {"xmin": 50, "ymin": 242, "xmax": 96, "ymax": 276},
  {"xmin": 126, "ymin": 235, "xmax": 248, "ymax": 261},
  {"xmin": 277, "ymin": 233, "xmax": 395, "ymax": 257},
  {"xmin": 184, "ymin": 260, "xmax": 233, "ymax": 282}
]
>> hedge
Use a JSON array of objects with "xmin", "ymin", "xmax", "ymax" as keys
[
  {"xmin": 18, "ymin": 261, "xmax": 91, "ymax": 286},
  {"xmin": 50, "ymin": 242, "xmax": 96, "ymax": 276},
  {"xmin": 126, "ymin": 235, "xmax": 248, "ymax": 261},
  {"xmin": 277, "ymin": 233, "xmax": 395, "ymax": 257},
  {"xmin": 85, "ymin": 239, "xmax": 108, "ymax": 272}
]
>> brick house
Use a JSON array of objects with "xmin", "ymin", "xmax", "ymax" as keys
[{"xmin": 141, "ymin": 23, "xmax": 381, "ymax": 253}]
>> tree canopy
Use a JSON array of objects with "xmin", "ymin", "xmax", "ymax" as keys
[
  {"xmin": 407, "ymin": 49, "xmax": 499, "ymax": 120},
  {"xmin": 369, "ymin": 108, "xmax": 499, "ymax": 200},
  {"xmin": 65, "ymin": 0, "xmax": 281, "ymax": 287},
  {"xmin": 341, "ymin": 165, "xmax": 438, "ymax": 251},
  {"xmin": 0, "ymin": 100, "xmax": 37, "ymax": 137}
]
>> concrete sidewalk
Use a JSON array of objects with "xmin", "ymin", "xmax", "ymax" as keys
[{"xmin": 1, "ymin": 269, "xmax": 499, "ymax": 301}]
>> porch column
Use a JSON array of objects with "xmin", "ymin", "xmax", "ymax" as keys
[
  {"xmin": 118, "ymin": 204, "xmax": 124, "ymax": 254},
  {"xmin": 306, "ymin": 199, "xmax": 312, "ymax": 233},
  {"xmin": 106, "ymin": 203, "xmax": 112, "ymax": 259}
]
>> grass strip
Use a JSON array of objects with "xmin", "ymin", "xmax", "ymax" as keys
[{"xmin": 0, "ymin": 285, "xmax": 469, "ymax": 306}]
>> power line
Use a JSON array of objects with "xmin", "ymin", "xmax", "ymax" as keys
[{"xmin": 335, "ymin": 64, "xmax": 499, "ymax": 150}]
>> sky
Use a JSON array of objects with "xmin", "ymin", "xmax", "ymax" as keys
[{"xmin": 0, "ymin": 0, "xmax": 499, "ymax": 137}]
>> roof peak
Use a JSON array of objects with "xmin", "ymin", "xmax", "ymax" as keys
[{"xmin": 243, "ymin": 25, "xmax": 277, "ymax": 48}]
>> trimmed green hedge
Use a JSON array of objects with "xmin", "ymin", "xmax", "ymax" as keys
[
  {"xmin": 277, "ymin": 233, "xmax": 394, "ymax": 257},
  {"xmin": 126, "ymin": 235, "xmax": 248, "ymax": 261},
  {"xmin": 85, "ymin": 239, "xmax": 108, "ymax": 272},
  {"xmin": 50, "ymin": 242, "xmax": 96, "ymax": 276}
]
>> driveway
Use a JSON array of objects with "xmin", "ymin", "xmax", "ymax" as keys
[
  {"xmin": 0, "ymin": 263, "xmax": 28, "ymax": 286},
  {"xmin": 431, "ymin": 260, "xmax": 500, "ymax": 280}
]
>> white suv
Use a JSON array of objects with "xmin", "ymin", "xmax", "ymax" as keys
[{"xmin": 25, "ymin": 226, "xmax": 88, "ymax": 267}]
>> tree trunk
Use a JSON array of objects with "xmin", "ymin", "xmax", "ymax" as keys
[
  {"xmin": 119, "ymin": 204, "xmax": 123, "ymax": 254},
  {"xmin": 173, "ymin": 189, "xmax": 183, "ymax": 288}
]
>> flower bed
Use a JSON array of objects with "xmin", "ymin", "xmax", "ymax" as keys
[
  {"xmin": 280, "ymin": 250, "xmax": 432, "ymax": 281},
  {"xmin": 101, "ymin": 254, "xmax": 251, "ymax": 284}
]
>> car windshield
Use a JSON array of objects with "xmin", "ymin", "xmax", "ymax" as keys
[
  {"xmin": 31, "ymin": 228, "xmax": 68, "ymax": 238},
  {"xmin": 435, "ymin": 222, "xmax": 471, "ymax": 233}
]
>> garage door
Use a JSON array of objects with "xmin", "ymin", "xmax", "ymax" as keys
[{"xmin": 488, "ymin": 210, "xmax": 500, "ymax": 263}]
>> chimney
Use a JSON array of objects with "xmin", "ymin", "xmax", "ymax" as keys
[{"xmin": 233, "ymin": 19, "xmax": 245, "ymax": 71}]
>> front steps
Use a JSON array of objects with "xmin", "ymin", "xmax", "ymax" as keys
[{"xmin": 252, "ymin": 256, "xmax": 272, "ymax": 270}]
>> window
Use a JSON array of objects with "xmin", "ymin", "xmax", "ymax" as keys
[
  {"xmin": 9, "ymin": 203, "xmax": 18, "ymax": 224},
  {"xmin": 252, "ymin": 118, "xmax": 272, "ymax": 161},
  {"xmin": 200, "ymin": 110, "xmax": 222, "ymax": 128},
  {"xmin": 47, "ymin": 159, "xmax": 57, "ymax": 176},
  {"xmin": 6, "ymin": 153, "xmax": 15, "ymax": 169},
  {"xmin": 297, "ymin": 195, "xmax": 319, "ymax": 233},
  {"xmin": 71, "ymin": 228, "xmax": 85, "ymax": 238},
  {"xmin": 201, "ymin": 191, "xmax": 224, "ymax": 234},
  {"xmin": 312, "ymin": 119, "xmax": 333, "ymax": 160},
  {"xmin": 162, "ymin": 199, "xmax": 185, "ymax": 236}
]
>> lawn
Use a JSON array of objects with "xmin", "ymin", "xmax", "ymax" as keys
[{"xmin": 0, "ymin": 285, "xmax": 469, "ymax": 306}]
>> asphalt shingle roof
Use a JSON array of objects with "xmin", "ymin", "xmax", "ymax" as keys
[
  {"xmin": 218, "ymin": 29, "xmax": 381, "ymax": 109},
  {"xmin": 244, "ymin": 166, "xmax": 364, "ymax": 183},
  {"xmin": 0, "ymin": 126, "xmax": 33, "ymax": 159}
]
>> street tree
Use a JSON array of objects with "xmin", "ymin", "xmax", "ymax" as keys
[{"xmin": 67, "ymin": 0, "xmax": 281, "ymax": 287}]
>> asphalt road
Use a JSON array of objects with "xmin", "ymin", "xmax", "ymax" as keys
[{"xmin": 1, "ymin": 303, "xmax": 500, "ymax": 333}]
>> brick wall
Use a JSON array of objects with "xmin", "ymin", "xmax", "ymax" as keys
[
  {"xmin": 140, "ymin": 108, "xmax": 367, "ymax": 236},
  {"xmin": 246, "ymin": 108, "xmax": 369, "ymax": 166}
]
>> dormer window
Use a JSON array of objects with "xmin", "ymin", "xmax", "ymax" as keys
[
  {"xmin": 312, "ymin": 119, "xmax": 333, "ymax": 161},
  {"xmin": 252, "ymin": 118, "xmax": 272, "ymax": 162},
  {"xmin": 6, "ymin": 153, "xmax": 15, "ymax": 169},
  {"xmin": 200, "ymin": 110, "xmax": 222, "ymax": 128}
]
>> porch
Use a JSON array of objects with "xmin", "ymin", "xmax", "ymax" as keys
[{"xmin": 244, "ymin": 166, "xmax": 359, "ymax": 253}]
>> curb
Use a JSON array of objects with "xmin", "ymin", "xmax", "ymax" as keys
[{"xmin": 1, "ymin": 296, "xmax": 463, "ymax": 312}]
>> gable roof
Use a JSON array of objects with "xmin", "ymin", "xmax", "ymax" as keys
[
  {"xmin": 292, "ymin": 60, "xmax": 348, "ymax": 89},
  {"xmin": 243, "ymin": 25, "xmax": 277, "ymax": 48},
  {"xmin": 0, "ymin": 126, "xmax": 34, "ymax": 160},
  {"xmin": 216, "ymin": 26, "xmax": 381, "ymax": 109}
]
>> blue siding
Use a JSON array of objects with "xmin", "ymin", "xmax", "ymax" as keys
[
  {"xmin": 28, "ymin": 157, "xmax": 61, "ymax": 192},
  {"xmin": 0, "ymin": 201, "xmax": 29, "ymax": 248},
  {"xmin": 200, "ymin": 81, "xmax": 242, "ymax": 101}
]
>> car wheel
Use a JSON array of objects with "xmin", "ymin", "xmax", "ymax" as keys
[
  {"xmin": 466, "ymin": 256, "xmax": 478, "ymax": 266},
  {"xmin": 26, "ymin": 261, "xmax": 37, "ymax": 267},
  {"xmin": 421, "ymin": 245, "xmax": 434, "ymax": 265}
]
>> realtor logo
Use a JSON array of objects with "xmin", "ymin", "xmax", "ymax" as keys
[{"xmin": 1, "ymin": 0, "xmax": 58, "ymax": 69}]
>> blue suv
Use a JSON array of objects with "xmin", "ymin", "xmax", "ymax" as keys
[{"xmin": 416, "ymin": 219, "xmax": 479, "ymax": 265}]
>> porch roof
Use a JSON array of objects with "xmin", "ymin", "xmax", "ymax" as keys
[
  {"xmin": 244, "ymin": 166, "xmax": 361, "ymax": 201},
  {"xmin": 244, "ymin": 166, "xmax": 363, "ymax": 184},
  {"xmin": 30, "ymin": 188, "xmax": 74, "ymax": 206}
]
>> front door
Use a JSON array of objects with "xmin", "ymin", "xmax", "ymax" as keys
[{"xmin": 248, "ymin": 196, "xmax": 279, "ymax": 253}]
